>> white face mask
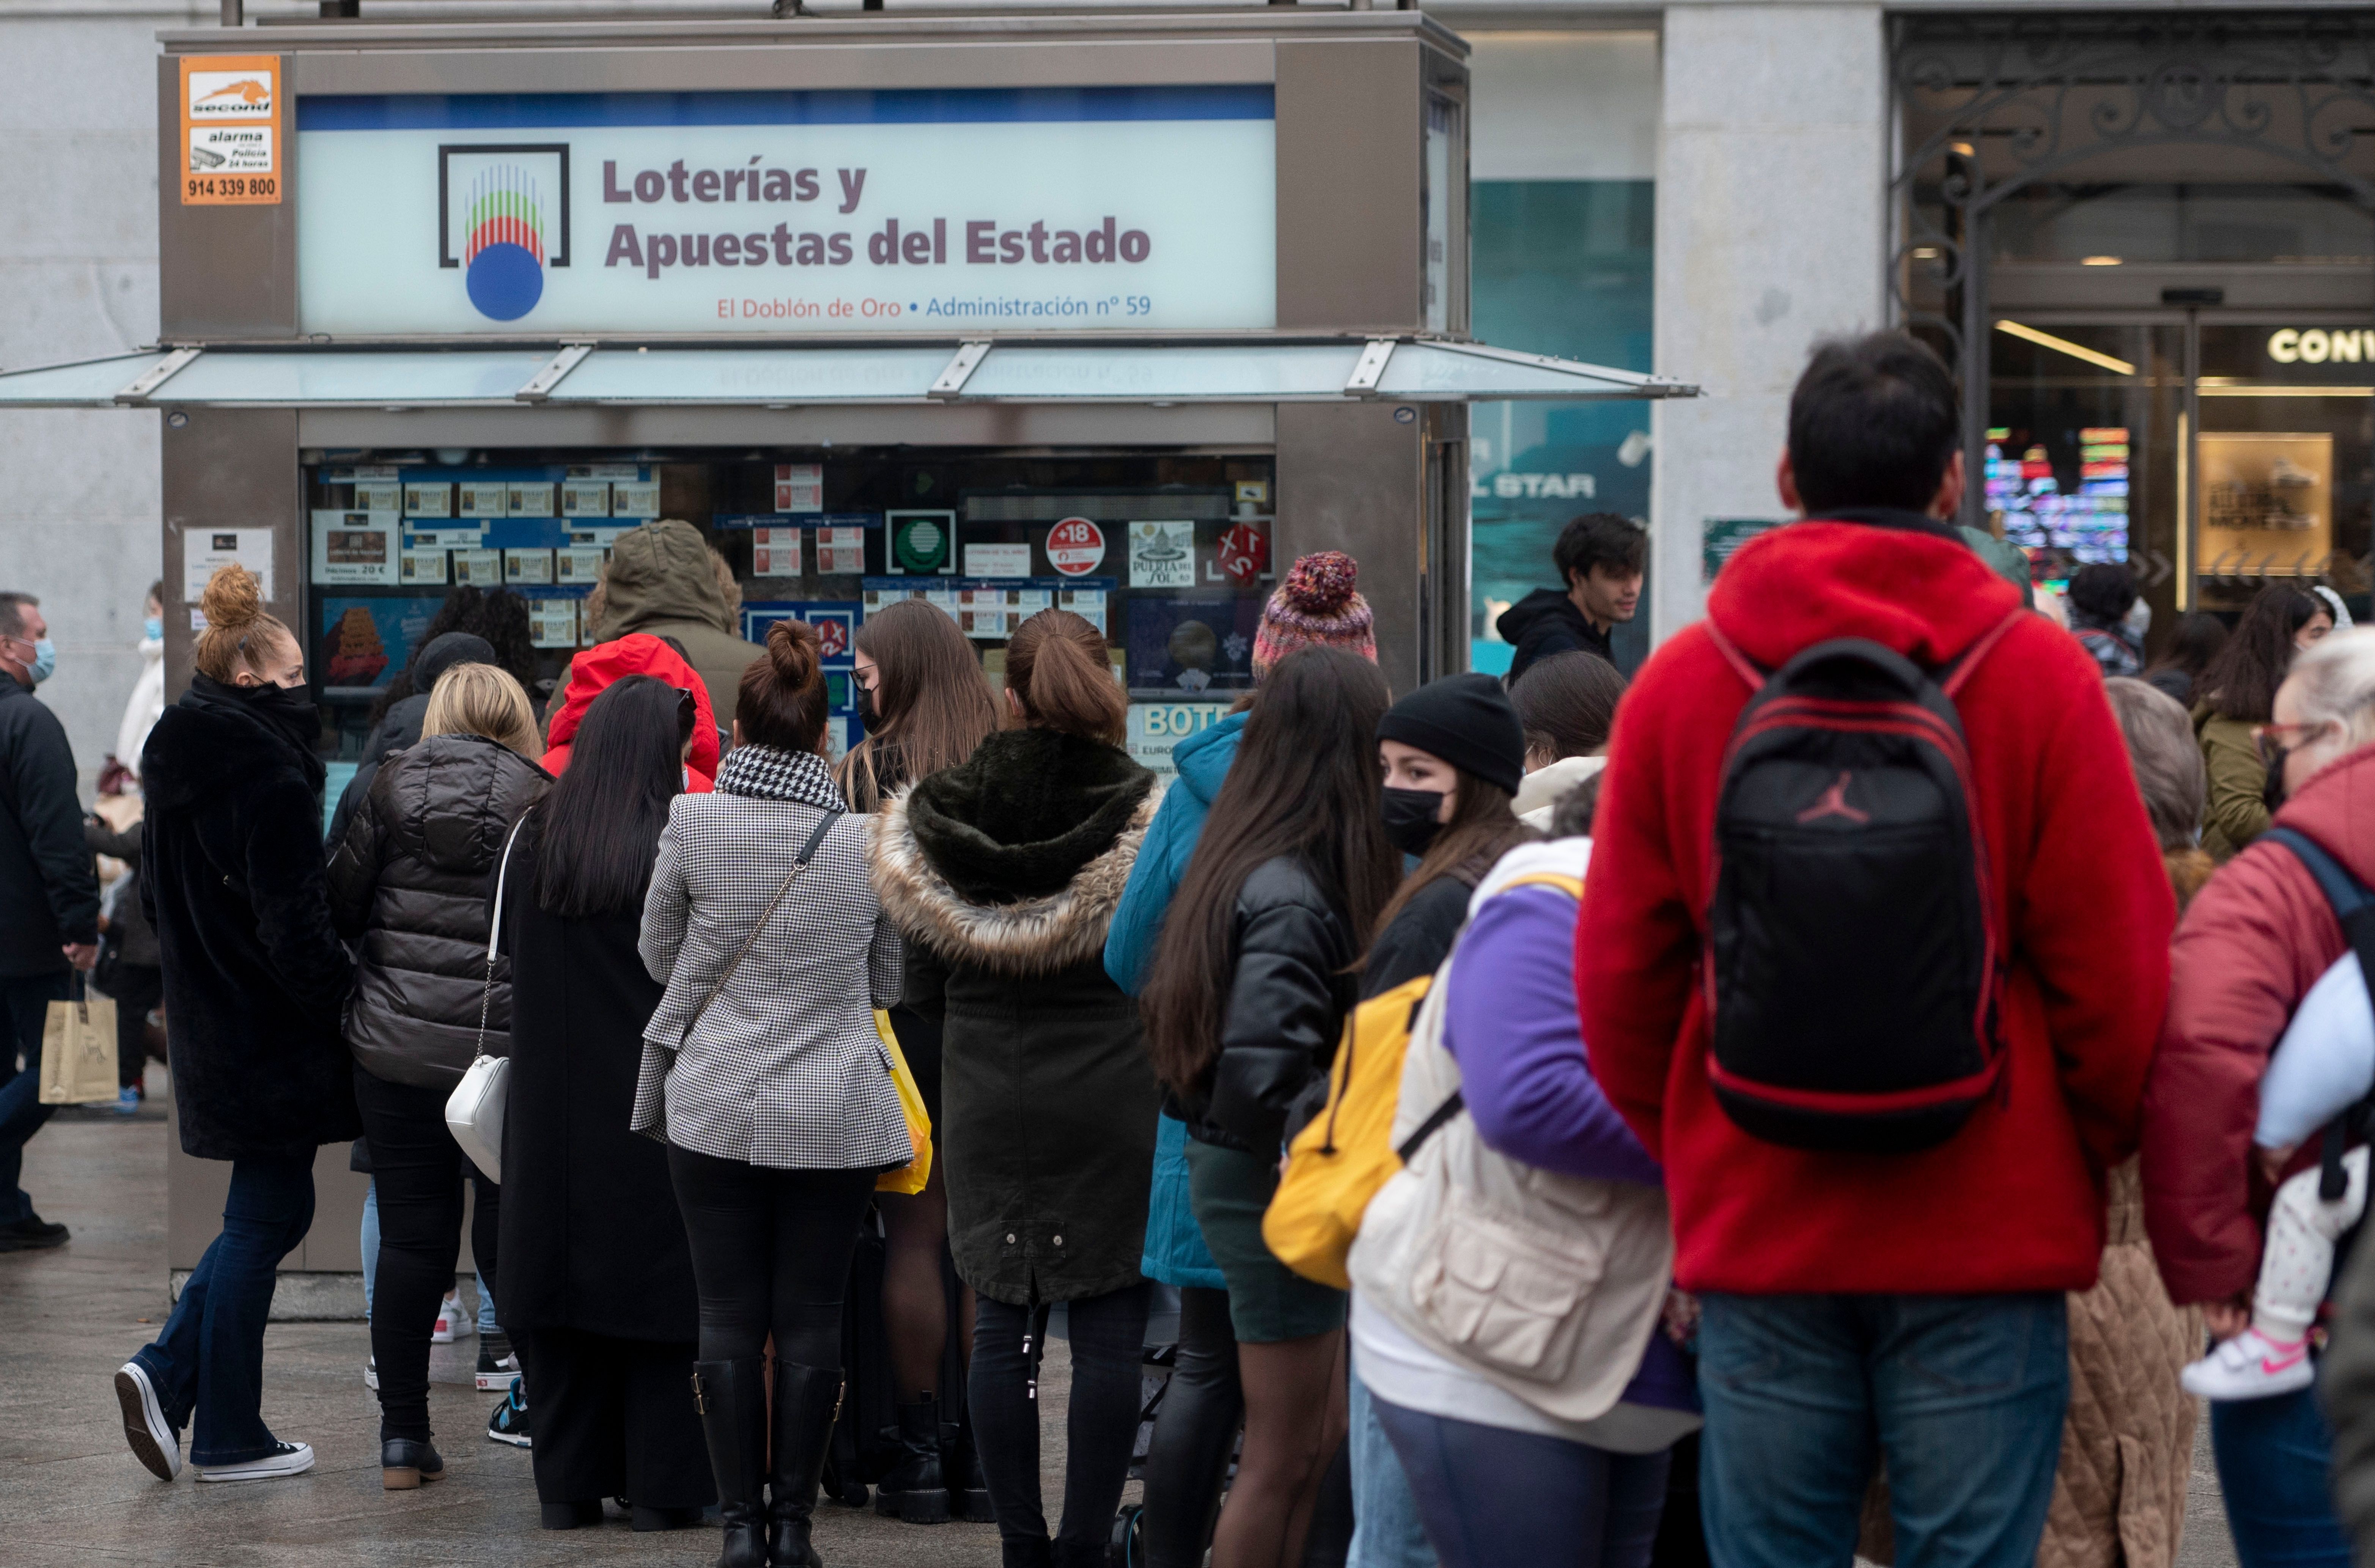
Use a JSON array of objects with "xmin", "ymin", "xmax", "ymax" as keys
[{"xmin": 2123, "ymin": 598, "xmax": 2152, "ymax": 639}]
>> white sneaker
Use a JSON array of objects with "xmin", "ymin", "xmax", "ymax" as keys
[
  {"xmin": 195, "ymin": 1440, "xmax": 315, "ymax": 1483},
  {"xmin": 113, "ymin": 1361, "xmax": 181, "ymax": 1481},
  {"xmin": 2181, "ymin": 1328, "xmax": 2316, "ymax": 1401},
  {"xmin": 364, "ymin": 1355, "xmax": 378, "ymax": 1390},
  {"xmin": 431, "ymin": 1293, "xmax": 465, "ymax": 1344}
]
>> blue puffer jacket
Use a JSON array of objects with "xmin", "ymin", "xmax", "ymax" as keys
[{"xmin": 1104, "ymin": 712, "xmax": 1244, "ymax": 1291}]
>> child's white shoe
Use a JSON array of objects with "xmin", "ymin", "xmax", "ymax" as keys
[{"xmin": 2181, "ymin": 1328, "xmax": 2315, "ymax": 1401}]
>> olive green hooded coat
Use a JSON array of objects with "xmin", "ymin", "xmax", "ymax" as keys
[{"xmin": 592, "ymin": 519, "xmax": 764, "ymax": 728}]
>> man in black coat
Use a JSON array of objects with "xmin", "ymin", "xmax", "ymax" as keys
[
  {"xmin": 1493, "ymin": 511, "xmax": 1646, "ymax": 685},
  {"xmin": 0, "ymin": 590, "xmax": 99, "ymax": 1252}
]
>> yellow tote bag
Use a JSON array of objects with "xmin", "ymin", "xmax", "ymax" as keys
[
  {"xmin": 41, "ymin": 979, "xmax": 119, "ymax": 1105},
  {"xmin": 873, "ymin": 1009, "xmax": 934, "ymax": 1196}
]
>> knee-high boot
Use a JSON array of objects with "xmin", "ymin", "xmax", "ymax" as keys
[
  {"xmin": 691, "ymin": 1359, "xmax": 768, "ymax": 1568},
  {"xmin": 769, "ymin": 1360, "xmax": 843, "ymax": 1568}
]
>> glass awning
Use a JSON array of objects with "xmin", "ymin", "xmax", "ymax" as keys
[{"xmin": 0, "ymin": 339, "xmax": 1696, "ymax": 408}]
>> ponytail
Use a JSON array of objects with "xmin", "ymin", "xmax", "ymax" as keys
[
  {"xmin": 1005, "ymin": 610, "xmax": 1125, "ymax": 745},
  {"xmin": 193, "ymin": 563, "xmax": 293, "ymax": 683},
  {"xmin": 738, "ymin": 618, "xmax": 829, "ymax": 753}
]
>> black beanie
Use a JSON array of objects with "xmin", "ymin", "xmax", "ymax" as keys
[{"xmin": 1376, "ymin": 673, "xmax": 1526, "ymax": 797}]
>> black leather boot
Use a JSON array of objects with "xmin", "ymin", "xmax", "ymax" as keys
[
  {"xmin": 873, "ymin": 1397, "xmax": 950, "ymax": 1524},
  {"xmin": 768, "ymin": 1360, "xmax": 843, "ymax": 1568},
  {"xmin": 941, "ymin": 1414, "xmax": 996, "ymax": 1524},
  {"xmin": 691, "ymin": 1359, "xmax": 768, "ymax": 1568},
  {"xmin": 380, "ymin": 1436, "xmax": 444, "ymax": 1490}
]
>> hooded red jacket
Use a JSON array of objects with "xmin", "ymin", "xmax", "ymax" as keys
[
  {"xmin": 2143, "ymin": 743, "xmax": 2375, "ymax": 1305},
  {"xmin": 542, "ymin": 634, "xmax": 719, "ymax": 792},
  {"xmin": 1576, "ymin": 518, "xmax": 2174, "ymax": 1295}
]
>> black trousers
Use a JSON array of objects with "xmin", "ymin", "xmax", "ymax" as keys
[
  {"xmin": 970, "ymin": 1284, "xmax": 1151, "ymax": 1551},
  {"xmin": 106, "ymin": 963, "xmax": 162, "ymax": 1089},
  {"xmin": 355, "ymin": 1065, "xmax": 499, "ymax": 1443},
  {"xmin": 1142, "ymin": 1285, "xmax": 1243, "ymax": 1568},
  {"xmin": 665, "ymin": 1144, "xmax": 873, "ymax": 1367},
  {"xmin": 513, "ymin": 1325, "xmax": 714, "ymax": 1510}
]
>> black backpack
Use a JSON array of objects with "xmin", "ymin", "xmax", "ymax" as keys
[
  {"xmin": 1702, "ymin": 613, "xmax": 2022, "ymax": 1153},
  {"xmin": 2262, "ymin": 826, "xmax": 2375, "ymax": 1205}
]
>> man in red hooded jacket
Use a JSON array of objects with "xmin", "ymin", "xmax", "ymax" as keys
[
  {"xmin": 1577, "ymin": 332, "xmax": 2174, "ymax": 1568},
  {"xmin": 543, "ymin": 633, "xmax": 721, "ymax": 791}
]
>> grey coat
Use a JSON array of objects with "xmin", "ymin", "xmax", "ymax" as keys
[{"xmin": 632, "ymin": 745, "xmax": 909, "ymax": 1172}]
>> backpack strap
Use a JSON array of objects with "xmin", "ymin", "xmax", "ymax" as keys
[
  {"xmin": 2265, "ymin": 826, "xmax": 2375, "ymax": 1200},
  {"xmin": 1705, "ymin": 608, "xmax": 2025, "ymax": 699},
  {"xmin": 1702, "ymin": 617, "xmax": 1766, "ymax": 691}
]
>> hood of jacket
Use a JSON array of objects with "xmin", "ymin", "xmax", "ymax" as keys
[
  {"xmin": 1512, "ymin": 754, "xmax": 1606, "ymax": 823},
  {"xmin": 599, "ymin": 519, "xmax": 735, "ymax": 637},
  {"xmin": 1172, "ymin": 711, "xmax": 1245, "ymax": 808},
  {"xmin": 372, "ymin": 732, "xmax": 552, "ymax": 877},
  {"xmin": 2273, "ymin": 739, "xmax": 2375, "ymax": 885},
  {"xmin": 142, "ymin": 677, "xmax": 322, "ymax": 812},
  {"xmin": 1495, "ymin": 587, "xmax": 1591, "ymax": 649},
  {"xmin": 544, "ymin": 633, "xmax": 721, "ymax": 781},
  {"xmin": 901, "ymin": 728, "xmax": 1156, "ymax": 903},
  {"xmin": 872, "ymin": 731, "xmax": 1158, "ymax": 976},
  {"xmin": 1707, "ymin": 512, "xmax": 2024, "ymax": 672}
]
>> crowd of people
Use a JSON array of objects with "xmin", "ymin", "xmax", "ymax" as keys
[{"xmin": 9, "ymin": 326, "xmax": 2375, "ymax": 1568}]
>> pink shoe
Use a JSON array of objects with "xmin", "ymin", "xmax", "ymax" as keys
[{"xmin": 2181, "ymin": 1328, "xmax": 2314, "ymax": 1401}]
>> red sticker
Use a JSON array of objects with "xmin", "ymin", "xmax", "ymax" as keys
[
  {"xmin": 805, "ymin": 617, "xmax": 850, "ymax": 659},
  {"xmin": 1216, "ymin": 522, "xmax": 1269, "ymax": 587},
  {"xmin": 1046, "ymin": 517, "xmax": 1107, "ymax": 577}
]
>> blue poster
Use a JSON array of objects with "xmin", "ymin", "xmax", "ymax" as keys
[
  {"xmin": 317, "ymin": 595, "xmax": 442, "ymax": 690},
  {"xmin": 1468, "ymin": 180, "xmax": 1655, "ymax": 674}
]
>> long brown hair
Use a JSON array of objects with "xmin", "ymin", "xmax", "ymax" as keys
[
  {"xmin": 838, "ymin": 599, "xmax": 999, "ymax": 812},
  {"xmin": 2203, "ymin": 584, "xmax": 2321, "ymax": 724},
  {"xmin": 1368, "ymin": 767, "xmax": 1534, "ymax": 948},
  {"xmin": 1142, "ymin": 648, "xmax": 1399, "ymax": 1093},
  {"xmin": 1005, "ymin": 609, "xmax": 1126, "ymax": 745}
]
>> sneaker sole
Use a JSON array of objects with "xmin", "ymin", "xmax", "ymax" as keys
[
  {"xmin": 197, "ymin": 1450, "xmax": 315, "ymax": 1483},
  {"xmin": 486, "ymin": 1428, "xmax": 532, "ymax": 1449},
  {"xmin": 474, "ymin": 1370, "xmax": 518, "ymax": 1391},
  {"xmin": 113, "ymin": 1365, "xmax": 181, "ymax": 1482}
]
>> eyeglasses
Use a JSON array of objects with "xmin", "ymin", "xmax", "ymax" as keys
[{"xmin": 2255, "ymin": 720, "xmax": 2332, "ymax": 767}]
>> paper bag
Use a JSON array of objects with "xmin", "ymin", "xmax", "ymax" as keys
[{"xmin": 41, "ymin": 982, "xmax": 119, "ymax": 1105}]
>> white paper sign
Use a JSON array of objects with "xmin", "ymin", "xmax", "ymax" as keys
[
  {"xmin": 311, "ymin": 510, "xmax": 401, "ymax": 585},
  {"xmin": 752, "ymin": 527, "xmax": 803, "ymax": 577},
  {"xmin": 964, "ymin": 543, "xmax": 1032, "ymax": 579},
  {"xmin": 529, "ymin": 599, "xmax": 579, "ymax": 648},
  {"xmin": 401, "ymin": 549, "xmax": 448, "ymax": 585},
  {"xmin": 560, "ymin": 481, "xmax": 610, "ymax": 518},
  {"xmin": 356, "ymin": 480, "xmax": 401, "ymax": 513},
  {"xmin": 403, "ymin": 482, "xmax": 452, "ymax": 519},
  {"xmin": 453, "ymin": 548, "xmax": 502, "ymax": 585},
  {"xmin": 611, "ymin": 480, "xmax": 659, "ymax": 518},
  {"xmin": 505, "ymin": 548, "xmax": 554, "ymax": 585},
  {"xmin": 183, "ymin": 528, "xmax": 275, "ymax": 601},
  {"xmin": 555, "ymin": 546, "xmax": 606, "ymax": 584},
  {"xmin": 1129, "ymin": 520, "xmax": 1195, "ymax": 589},
  {"xmin": 507, "ymin": 482, "xmax": 555, "ymax": 517},
  {"xmin": 775, "ymin": 465, "xmax": 824, "ymax": 514},
  {"xmin": 458, "ymin": 481, "xmax": 510, "ymax": 518},
  {"xmin": 296, "ymin": 88, "xmax": 1277, "ymax": 335},
  {"xmin": 816, "ymin": 526, "xmax": 866, "ymax": 575}
]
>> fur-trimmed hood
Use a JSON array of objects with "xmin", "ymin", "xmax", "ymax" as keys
[{"xmin": 871, "ymin": 741, "xmax": 1160, "ymax": 976}]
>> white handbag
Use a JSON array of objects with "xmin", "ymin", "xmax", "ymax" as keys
[{"xmin": 444, "ymin": 813, "xmax": 529, "ymax": 1184}]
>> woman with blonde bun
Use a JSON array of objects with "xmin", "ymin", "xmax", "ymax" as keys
[
  {"xmin": 327, "ymin": 658, "xmax": 550, "ymax": 1490},
  {"xmin": 114, "ymin": 564, "xmax": 355, "ymax": 1487}
]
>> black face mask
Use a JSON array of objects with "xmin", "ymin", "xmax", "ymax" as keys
[
  {"xmin": 242, "ymin": 679, "xmax": 321, "ymax": 755},
  {"xmin": 856, "ymin": 684, "xmax": 883, "ymax": 737},
  {"xmin": 1381, "ymin": 786, "xmax": 1449, "ymax": 856},
  {"xmin": 2264, "ymin": 747, "xmax": 2290, "ymax": 814}
]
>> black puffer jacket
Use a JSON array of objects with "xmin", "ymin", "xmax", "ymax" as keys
[
  {"xmin": 1177, "ymin": 853, "xmax": 1363, "ymax": 1155},
  {"xmin": 141, "ymin": 676, "xmax": 357, "ymax": 1161},
  {"xmin": 327, "ymin": 732, "xmax": 549, "ymax": 1090}
]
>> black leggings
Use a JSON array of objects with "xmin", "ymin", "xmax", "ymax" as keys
[
  {"xmin": 355, "ymin": 1065, "xmax": 499, "ymax": 1445},
  {"xmin": 665, "ymin": 1144, "xmax": 874, "ymax": 1367},
  {"xmin": 970, "ymin": 1284, "xmax": 1151, "ymax": 1551},
  {"xmin": 1142, "ymin": 1286, "xmax": 1243, "ymax": 1568}
]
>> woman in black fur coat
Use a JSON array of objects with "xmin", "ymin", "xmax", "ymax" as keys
[{"xmin": 112, "ymin": 565, "xmax": 355, "ymax": 1488}]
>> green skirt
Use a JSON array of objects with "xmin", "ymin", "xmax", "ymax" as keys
[{"xmin": 1183, "ymin": 1135, "xmax": 1347, "ymax": 1345}]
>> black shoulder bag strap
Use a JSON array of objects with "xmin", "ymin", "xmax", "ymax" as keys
[
  {"xmin": 2263, "ymin": 826, "xmax": 2375, "ymax": 1200},
  {"xmin": 676, "ymin": 806, "xmax": 844, "ymax": 1050}
]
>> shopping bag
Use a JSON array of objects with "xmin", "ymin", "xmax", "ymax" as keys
[
  {"xmin": 873, "ymin": 1009, "xmax": 934, "ymax": 1196},
  {"xmin": 40, "ymin": 977, "xmax": 118, "ymax": 1105}
]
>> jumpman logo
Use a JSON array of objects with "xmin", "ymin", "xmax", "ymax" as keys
[{"xmin": 1796, "ymin": 771, "xmax": 1870, "ymax": 825}]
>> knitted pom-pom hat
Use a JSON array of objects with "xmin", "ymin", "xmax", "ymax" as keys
[{"xmin": 1253, "ymin": 551, "xmax": 1377, "ymax": 674}]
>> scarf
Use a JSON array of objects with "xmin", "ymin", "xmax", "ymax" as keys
[
  {"xmin": 184, "ymin": 673, "xmax": 327, "ymax": 792},
  {"xmin": 714, "ymin": 743, "xmax": 847, "ymax": 812}
]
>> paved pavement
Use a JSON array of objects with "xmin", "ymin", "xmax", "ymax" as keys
[{"xmin": 2, "ymin": 1069, "xmax": 2237, "ymax": 1568}]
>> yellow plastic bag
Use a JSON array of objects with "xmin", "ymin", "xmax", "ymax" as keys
[
  {"xmin": 874, "ymin": 1009, "xmax": 934, "ymax": 1196},
  {"xmin": 41, "ymin": 979, "xmax": 119, "ymax": 1106}
]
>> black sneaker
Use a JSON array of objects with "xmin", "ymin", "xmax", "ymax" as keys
[
  {"xmin": 0, "ymin": 1213, "xmax": 69, "ymax": 1252},
  {"xmin": 474, "ymin": 1332, "xmax": 519, "ymax": 1392},
  {"xmin": 487, "ymin": 1378, "xmax": 531, "ymax": 1448}
]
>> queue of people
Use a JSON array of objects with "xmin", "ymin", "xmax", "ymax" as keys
[{"xmin": 21, "ymin": 323, "xmax": 2375, "ymax": 1568}]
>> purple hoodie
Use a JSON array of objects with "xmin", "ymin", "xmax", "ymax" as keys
[{"xmin": 1442, "ymin": 866, "xmax": 1697, "ymax": 1415}]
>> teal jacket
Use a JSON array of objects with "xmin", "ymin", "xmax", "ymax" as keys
[{"xmin": 1104, "ymin": 712, "xmax": 1244, "ymax": 1291}]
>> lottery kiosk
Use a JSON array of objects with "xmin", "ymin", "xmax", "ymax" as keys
[{"xmin": 0, "ymin": 6, "xmax": 1690, "ymax": 1305}]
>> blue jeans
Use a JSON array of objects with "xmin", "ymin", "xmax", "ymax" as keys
[
  {"xmin": 0, "ymin": 973, "xmax": 68, "ymax": 1225},
  {"xmin": 1348, "ymin": 1351, "xmax": 1438, "ymax": 1568},
  {"xmin": 2210, "ymin": 1383, "xmax": 2353, "ymax": 1567},
  {"xmin": 1697, "ymin": 1292, "xmax": 2068, "ymax": 1568},
  {"xmin": 131, "ymin": 1155, "xmax": 316, "ymax": 1466},
  {"xmin": 1371, "ymin": 1395, "xmax": 1669, "ymax": 1568}
]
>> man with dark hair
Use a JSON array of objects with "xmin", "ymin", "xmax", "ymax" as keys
[
  {"xmin": 1495, "ymin": 511, "xmax": 1645, "ymax": 682},
  {"xmin": 2065, "ymin": 561, "xmax": 2145, "ymax": 678},
  {"xmin": 1576, "ymin": 332, "xmax": 2172, "ymax": 1568},
  {"xmin": 0, "ymin": 589, "xmax": 99, "ymax": 1252}
]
